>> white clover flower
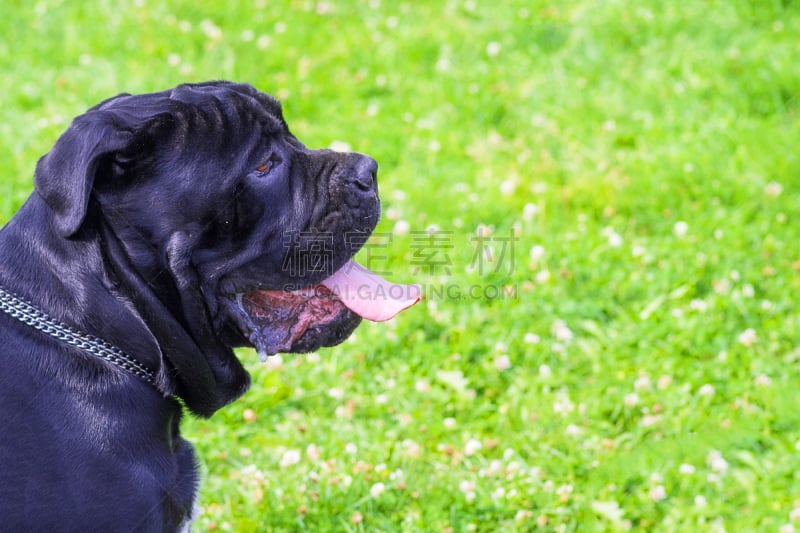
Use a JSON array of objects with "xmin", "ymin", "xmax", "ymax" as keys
[
  {"xmin": 673, "ymin": 221, "xmax": 689, "ymax": 238},
  {"xmin": 553, "ymin": 389, "xmax": 574, "ymax": 415},
  {"xmin": 551, "ymin": 320, "xmax": 573, "ymax": 342},
  {"xmin": 264, "ymin": 354, "xmax": 283, "ymax": 369},
  {"xmin": 279, "ymin": 449, "xmax": 301, "ymax": 468},
  {"xmin": 535, "ymin": 269, "xmax": 551, "ymax": 284},
  {"xmin": 707, "ymin": 450, "xmax": 729, "ymax": 473},
  {"xmin": 393, "ymin": 220, "xmax": 410, "ymax": 236},
  {"xmin": 464, "ymin": 439, "xmax": 482, "ymax": 456},
  {"xmin": 529, "ymin": 245, "xmax": 545, "ymax": 262},
  {"xmin": 624, "ymin": 393, "xmax": 639, "ymax": 408},
  {"xmin": 714, "ymin": 279, "xmax": 731, "ymax": 294},
  {"xmin": 327, "ymin": 387, "xmax": 345, "ymax": 399},
  {"xmin": 475, "ymin": 224, "xmax": 493, "ymax": 238},
  {"xmin": 679, "ymin": 463, "xmax": 696, "ymax": 475},
  {"xmin": 524, "ymin": 332, "xmax": 541, "ymax": 344},
  {"xmin": 328, "ymin": 140, "xmax": 352, "ymax": 152},
  {"xmin": 634, "ymin": 375, "xmax": 652, "ymax": 391},
  {"xmin": 695, "ymin": 495, "xmax": 708, "ymax": 507},
  {"xmin": 486, "ymin": 41, "xmax": 502, "ymax": 57},
  {"xmin": 256, "ymin": 35, "xmax": 271, "ymax": 49},
  {"xmin": 698, "ymin": 384, "xmax": 715, "ymax": 397},
  {"xmin": 689, "ymin": 299, "xmax": 708, "ymax": 312},
  {"xmin": 738, "ymin": 328, "xmax": 757, "ymax": 347},
  {"xmin": 754, "ymin": 374, "xmax": 771, "ymax": 387},
  {"xmin": 459, "ymin": 480, "xmax": 476, "ymax": 493},
  {"xmin": 649, "ymin": 485, "xmax": 667, "ymax": 502},
  {"xmin": 641, "ymin": 415, "xmax": 660, "ymax": 427},
  {"xmin": 523, "ymin": 203, "xmax": 539, "ymax": 221},
  {"xmin": 370, "ymin": 482, "xmax": 386, "ymax": 499},
  {"xmin": 765, "ymin": 181, "xmax": 783, "ymax": 197},
  {"xmin": 500, "ymin": 180, "xmax": 516, "ymax": 196},
  {"xmin": 402, "ymin": 439, "xmax": 422, "ymax": 458},
  {"xmin": 494, "ymin": 355, "xmax": 512, "ymax": 372},
  {"xmin": 315, "ymin": 1, "xmax": 333, "ymax": 14},
  {"xmin": 240, "ymin": 464, "xmax": 265, "ymax": 485},
  {"xmin": 556, "ymin": 484, "xmax": 573, "ymax": 498},
  {"xmin": 200, "ymin": 19, "xmax": 223, "ymax": 40},
  {"xmin": 415, "ymin": 379, "xmax": 431, "ymax": 393},
  {"xmin": 306, "ymin": 444, "xmax": 320, "ymax": 462}
]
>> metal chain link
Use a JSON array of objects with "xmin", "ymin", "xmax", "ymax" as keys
[{"xmin": 0, "ymin": 286, "xmax": 156, "ymax": 386}]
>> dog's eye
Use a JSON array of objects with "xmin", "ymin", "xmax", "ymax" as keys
[{"xmin": 255, "ymin": 155, "xmax": 280, "ymax": 176}]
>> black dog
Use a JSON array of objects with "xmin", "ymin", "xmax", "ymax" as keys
[{"xmin": 0, "ymin": 81, "xmax": 418, "ymax": 531}]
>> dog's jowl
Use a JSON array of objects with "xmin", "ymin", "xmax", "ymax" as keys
[{"xmin": 0, "ymin": 81, "xmax": 419, "ymax": 531}]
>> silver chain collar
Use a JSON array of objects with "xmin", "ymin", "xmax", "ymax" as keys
[{"xmin": 0, "ymin": 285, "xmax": 156, "ymax": 386}]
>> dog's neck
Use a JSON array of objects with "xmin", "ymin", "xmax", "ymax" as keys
[
  {"xmin": 0, "ymin": 195, "xmax": 250, "ymax": 415},
  {"xmin": 0, "ymin": 196, "xmax": 166, "ymax": 374}
]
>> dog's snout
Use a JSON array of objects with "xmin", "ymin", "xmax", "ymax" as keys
[{"xmin": 350, "ymin": 154, "xmax": 378, "ymax": 194}]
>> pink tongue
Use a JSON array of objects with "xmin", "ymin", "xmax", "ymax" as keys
[{"xmin": 321, "ymin": 260, "xmax": 421, "ymax": 322}]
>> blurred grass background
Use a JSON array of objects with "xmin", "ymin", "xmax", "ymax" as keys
[{"xmin": 2, "ymin": 0, "xmax": 800, "ymax": 531}]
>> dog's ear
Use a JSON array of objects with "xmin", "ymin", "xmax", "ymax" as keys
[{"xmin": 34, "ymin": 112, "xmax": 136, "ymax": 237}]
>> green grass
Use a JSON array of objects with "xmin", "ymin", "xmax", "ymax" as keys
[{"xmin": 2, "ymin": 0, "xmax": 800, "ymax": 531}]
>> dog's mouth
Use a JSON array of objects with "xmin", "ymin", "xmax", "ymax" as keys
[{"xmin": 228, "ymin": 259, "xmax": 421, "ymax": 360}]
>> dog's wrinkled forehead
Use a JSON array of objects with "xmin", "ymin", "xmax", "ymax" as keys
[{"xmin": 94, "ymin": 81, "xmax": 288, "ymax": 137}]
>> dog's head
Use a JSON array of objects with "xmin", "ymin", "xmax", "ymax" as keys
[{"xmin": 33, "ymin": 81, "xmax": 419, "ymax": 414}]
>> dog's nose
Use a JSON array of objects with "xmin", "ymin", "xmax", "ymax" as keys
[{"xmin": 350, "ymin": 154, "xmax": 378, "ymax": 194}]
